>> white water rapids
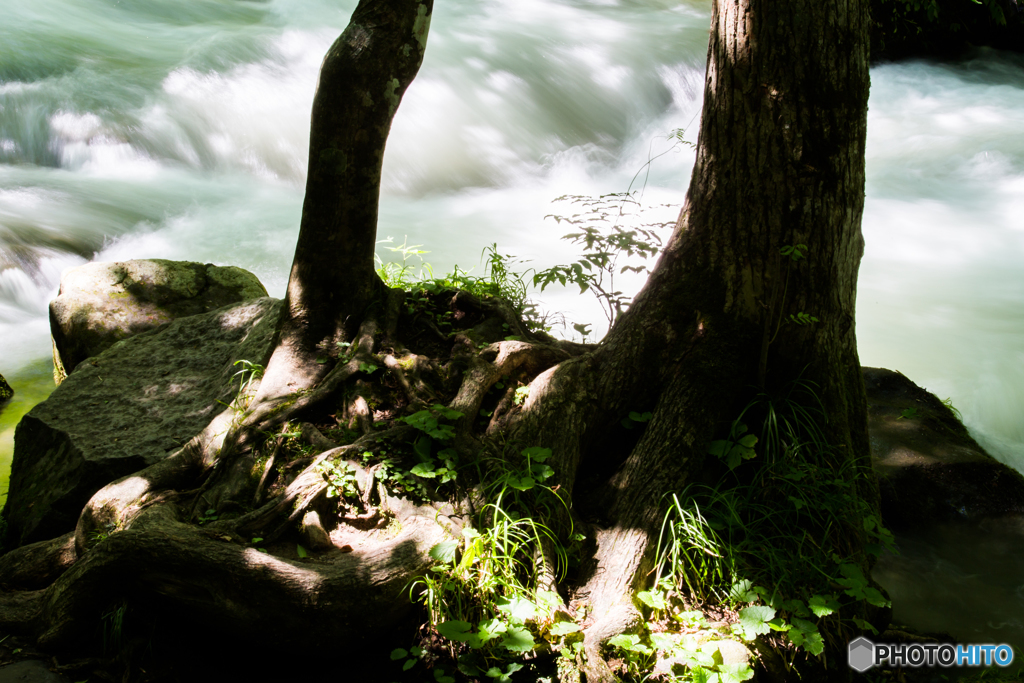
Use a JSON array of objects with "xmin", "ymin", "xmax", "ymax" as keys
[{"xmin": 2, "ymin": 0, "xmax": 1023, "ymax": 655}]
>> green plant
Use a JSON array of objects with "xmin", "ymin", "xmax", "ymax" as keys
[
  {"xmin": 315, "ymin": 459, "xmax": 359, "ymax": 499},
  {"xmin": 404, "ymin": 446, "xmax": 576, "ymax": 674},
  {"xmin": 641, "ymin": 382, "xmax": 895, "ymax": 677},
  {"xmin": 376, "ymin": 236, "xmax": 432, "ymax": 288},
  {"xmin": 101, "ymin": 599, "xmax": 128, "ymax": 656},
  {"xmin": 538, "ymin": 192, "xmax": 669, "ymax": 327},
  {"xmin": 941, "ymin": 397, "xmax": 963, "ymax": 421},
  {"xmin": 707, "ymin": 421, "xmax": 759, "ymax": 470},
  {"xmin": 197, "ymin": 508, "xmax": 219, "ymax": 525},
  {"xmin": 232, "ymin": 359, "xmax": 264, "ymax": 394},
  {"xmin": 400, "ymin": 405, "xmax": 464, "ymax": 487}
]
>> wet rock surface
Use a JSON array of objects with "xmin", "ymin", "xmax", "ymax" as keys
[{"xmin": 864, "ymin": 366, "xmax": 1024, "ymax": 529}]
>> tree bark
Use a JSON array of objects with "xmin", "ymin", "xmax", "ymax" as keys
[
  {"xmin": 0, "ymin": 0, "xmax": 881, "ymax": 680},
  {"xmin": 258, "ymin": 0, "xmax": 434, "ymax": 401}
]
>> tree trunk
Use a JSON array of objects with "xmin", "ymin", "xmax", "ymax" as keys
[
  {"xmin": 0, "ymin": 0, "xmax": 881, "ymax": 680},
  {"xmin": 258, "ymin": 0, "xmax": 433, "ymax": 401}
]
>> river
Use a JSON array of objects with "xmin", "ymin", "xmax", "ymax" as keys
[{"xmin": 2, "ymin": 0, "xmax": 1023, "ymax": 658}]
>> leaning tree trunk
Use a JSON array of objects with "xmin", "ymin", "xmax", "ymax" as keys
[
  {"xmin": 257, "ymin": 0, "xmax": 433, "ymax": 403},
  {"xmin": 0, "ymin": 0, "xmax": 879, "ymax": 680}
]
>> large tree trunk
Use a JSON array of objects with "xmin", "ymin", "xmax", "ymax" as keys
[
  {"xmin": 0, "ymin": 0, "xmax": 880, "ymax": 680},
  {"xmin": 507, "ymin": 0, "xmax": 874, "ymax": 679}
]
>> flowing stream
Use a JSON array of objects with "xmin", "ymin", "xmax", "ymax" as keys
[{"xmin": 2, "ymin": 0, "xmax": 1024, "ymax": 657}]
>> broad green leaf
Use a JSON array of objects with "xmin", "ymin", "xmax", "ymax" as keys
[
  {"xmin": 728, "ymin": 579, "xmax": 759, "ymax": 604},
  {"xmin": 531, "ymin": 464, "xmax": 555, "ymax": 481},
  {"xmin": 691, "ymin": 668, "xmax": 713, "ymax": 683},
  {"xmin": 500, "ymin": 625, "xmax": 536, "ymax": 653},
  {"xmin": 535, "ymin": 589, "xmax": 561, "ymax": 612},
  {"xmin": 767, "ymin": 617, "xmax": 790, "ymax": 632},
  {"xmin": 403, "ymin": 659, "xmax": 417, "ymax": 671},
  {"xmin": 429, "ymin": 541, "xmax": 459, "ymax": 564},
  {"xmin": 478, "ymin": 618, "xmax": 507, "ymax": 641},
  {"xmin": 738, "ymin": 605, "xmax": 776, "ymax": 638},
  {"xmin": 738, "ymin": 434, "xmax": 757, "ymax": 448},
  {"xmin": 807, "ymin": 595, "xmax": 836, "ymax": 617},
  {"xmin": 522, "ymin": 446, "xmax": 552, "ymax": 462},
  {"xmin": 390, "ymin": 648, "xmax": 408, "ymax": 660},
  {"xmin": 437, "ymin": 620, "xmax": 474, "ymax": 642},
  {"xmin": 608, "ymin": 634, "xmax": 640, "ymax": 650},
  {"xmin": 852, "ymin": 616, "xmax": 879, "ymax": 635},
  {"xmin": 496, "ymin": 596, "xmax": 536, "ymax": 622},
  {"xmin": 790, "ymin": 628, "xmax": 824, "ymax": 656},
  {"xmin": 650, "ymin": 632, "xmax": 679, "ymax": 652},
  {"xmin": 549, "ymin": 621, "xmax": 581, "ymax": 636},
  {"xmin": 506, "ymin": 476, "xmax": 535, "ymax": 491},
  {"xmin": 637, "ymin": 590, "xmax": 668, "ymax": 610},
  {"xmin": 718, "ymin": 663, "xmax": 755, "ymax": 683},
  {"xmin": 411, "ymin": 462, "xmax": 438, "ymax": 478},
  {"xmin": 296, "ymin": 544, "xmax": 308, "ymax": 559}
]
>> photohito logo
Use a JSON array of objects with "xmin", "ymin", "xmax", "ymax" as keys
[{"xmin": 848, "ymin": 637, "xmax": 1014, "ymax": 672}]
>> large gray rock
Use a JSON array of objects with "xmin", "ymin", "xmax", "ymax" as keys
[
  {"xmin": 865, "ymin": 366, "xmax": 1024, "ymax": 528},
  {"xmin": 49, "ymin": 259, "xmax": 268, "ymax": 383},
  {"xmin": 3, "ymin": 297, "xmax": 281, "ymax": 547}
]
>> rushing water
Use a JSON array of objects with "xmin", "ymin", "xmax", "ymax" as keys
[{"xmin": 2, "ymin": 0, "xmax": 1024, "ymax": 654}]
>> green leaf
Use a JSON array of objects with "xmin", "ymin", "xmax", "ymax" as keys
[
  {"xmin": 410, "ymin": 462, "xmax": 438, "ymax": 478},
  {"xmin": 608, "ymin": 634, "xmax": 638, "ymax": 650},
  {"xmin": 496, "ymin": 596, "xmax": 537, "ymax": 622},
  {"xmin": 500, "ymin": 625, "xmax": 536, "ymax": 653},
  {"xmin": 549, "ymin": 621, "xmax": 581, "ymax": 636},
  {"xmin": 296, "ymin": 544, "xmax": 308, "ymax": 559},
  {"xmin": 718, "ymin": 663, "xmax": 755, "ymax": 683},
  {"xmin": 737, "ymin": 605, "xmax": 776, "ymax": 639},
  {"xmin": 852, "ymin": 616, "xmax": 879, "ymax": 635},
  {"xmin": 767, "ymin": 617, "xmax": 790, "ymax": 632},
  {"xmin": 390, "ymin": 648, "xmax": 408, "ymax": 660},
  {"xmin": 728, "ymin": 579, "xmax": 759, "ymax": 604},
  {"xmin": 650, "ymin": 632, "xmax": 679, "ymax": 652},
  {"xmin": 531, "ymin": 464, "xmax": 555, "ymax": 481},
  {"xmin": 637, "ymin": 590, "xmax": 668, "ymax": 611},
  {"xmin": 807, "ymin": 595, "xmax": 837, "ymax": 617},
  {"xmin": 403, "ymin": 659, "xmax": 417, "ymax": 671},
  {"xmin": 506, "ymin": 475, "xmax": 535, "ymax": 491},
  {"xmin": 437, "ymin": 620, "xmax": 474, "ymax": 642},
  {"xmin": 738, "ymin": 434, "xmax": 757, "ymax": 448},
  {"xmin": 478, "ymin": 618, "xmax": 508, "ymax": 641},
  {"xmin": 522, "ymin": 446, "xmax": 552, "ymax": 462},
  {"xmin": 429, "ymin": 541, "xmax": 459, "ymax": 564}
]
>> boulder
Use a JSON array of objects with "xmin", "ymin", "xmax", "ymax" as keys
[
  {"xmin": 0, "ymin": 373, "xmax": 11, "ymax": 401},
  {"xmin": 49, "ymin": 259, "xmax": 268, "ymax": 383},
  {"xmin": 864, "ymin": 366, "xmax": 1024, "ymax": 529},
  {"xmin": 3, "ymin": 297, "xmax": 281, "ymax": 548}
]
